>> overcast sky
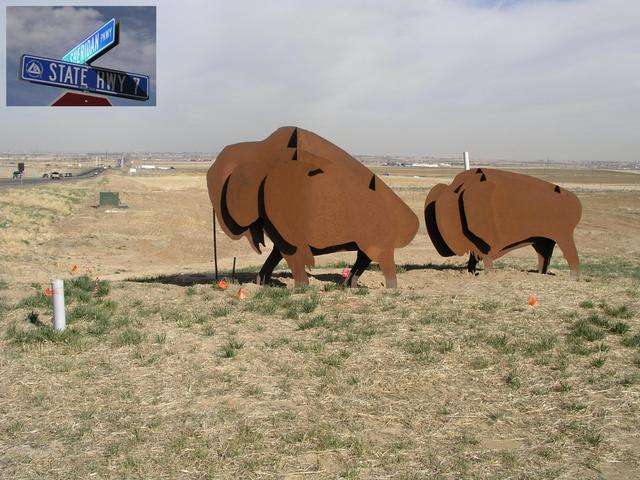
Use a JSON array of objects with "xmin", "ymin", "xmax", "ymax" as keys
[{"xmin": 0, "ymin": 0, "xmax": 638, "ymax": 162}]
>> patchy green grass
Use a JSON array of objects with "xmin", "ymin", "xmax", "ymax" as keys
[
  {"xmin": 479, "ymin": 301, "xmax": 500, "ymax": 313},
  {"xmin": 582, "ymin": 429, "xmax": 603, "ymax": 447},
  {"xmin": 505, "ymin": 367, "xmax": 521, "ymax": 390},
  {"xmin": 438, "ymin": 339, "xmax": 454, "ymax": 354},
  {"xmin": 297, "ymin": 314, "xmax": 326, "ymax": 330},
  {"xmin": 321, "ymin": 349, "xmax": 351, "ymax": 367},
  {"xmin": 69, "ymin": 300, "xmax": 117, "ymax": 334},
  {"xmin": 525, "ymin": 335, "xmax": 557, "ymax": 356},
  {"xmin": 220, "ymin": 337, "xmax": 244, "ymax": 358},
  {"xmin": 5, "ymin": 322, "xmax": 81, "ymax": 347},
  {"xmin": 211, "ymin": 305, "xmax": 230, "ymax": 318},
  {"xmin": 621, "ymin": 334, "xmax": 640, "ymax": 348},
  {"xmin": 555, "ymin": 257, "xmax": 640, "ymax": 281},
  {"xmin": 620, "ymin": 374, "xmax": 639, "ymax": 387},
  {"xmin": 1, "ymin": 259, "xmax": 639, "ymax": 479},
  {"xmin": 113, "ymin": 328, "xmax": 145, "ymax": 347},
  {"xmin": 459, "ymin": 431, "xmax": 480, "ymax": 446},
  {"xmin": 243, "ymin": 287, "xmax": 320, "ymax": 320},
  {"xmin": 284, "ymin": 292, "xmax": 319, "ymax": 319},
  {"xmin": 0, "ymin": 297, "xmax": 9, "ymax": 315},
  {"xmin": 154, "ymin": 332, "xmax": 167, "ymax": 344},
  {"xmin": 569, "ymin": 319, "xmax": 606, "ymax": 342},
  {"xmin": 586, "ymin": 313, "xmax": 609, "ymax": 329},
  {"xmin": 579, "ymin": 300, "xmax": 594, "ymax": 309},
  {"xmin": 609, "ymin": 321, "xmax": 630, "ymax": 335},
  {"xmin": 67, "ymin": 274, "xmax": 110, "ymax": 299},
  {"xmin": 15, "ymin": 288, "xmax": 50, "ymax": 310},
  {"xmin": 403, "ymin": 339, "xmax": 433, "ymax": 362},
  {"xmin": 599, "ymin": 302, "xmax": 633, "ymax": 319},
  {"xmin": 202, "ymin": 324, "xmax": 216, "ymax": 336},
  {"xmin": 486, "ymin": 334, "xmax": 516, "ymax": 354}
]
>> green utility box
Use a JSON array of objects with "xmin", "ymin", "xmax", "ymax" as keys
[{"xmin": 99, "ymin": 192, "xmax": 128, "ymax": 208}]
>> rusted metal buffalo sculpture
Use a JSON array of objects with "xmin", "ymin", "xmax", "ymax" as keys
[
  {"xmin": 207, "ymin": 127, "xmax": 419, "ymax": 287},
  {"xmin": 424, "ymin": 168, "xmax": 582, "ymax": 275}
]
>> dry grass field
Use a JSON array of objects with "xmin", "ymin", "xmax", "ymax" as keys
[{"xmin": 1, "ymin": 166, "xmax": 639, "ymax": 479}]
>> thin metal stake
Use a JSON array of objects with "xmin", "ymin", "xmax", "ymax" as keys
[
  {"xmin": 212, "ymin": 209, "xmax": 218, "ymax": 281},
  {"xmin": 232, "ymin": 257, "xmax": 236, "ymax": 283}
]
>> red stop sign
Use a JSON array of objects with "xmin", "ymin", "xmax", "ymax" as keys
[{"xmin": 51, "ymin": 91, "xmax": 112, "ymax": 106}]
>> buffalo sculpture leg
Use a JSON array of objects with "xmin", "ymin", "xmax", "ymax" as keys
[
  {"xmin": 256, "ymin": 245, "xmax": 396, "ymax": 288},
  {"xmin": 467, "ymin": 253, "xmax": 478, "ymax": 273},
  {"xmin": 283, "ymin": 255, "xmax": 309, "ymax": 287},
  {"xmin": 344, "ymin": 249, "xmax": 372, "ymax": 288},
  {"xmin": 256, "ymin": 246, "xmax": 283, "ymax": 285},
  {"xmin": 257, "ymin": 246, "xmax": 372, "ymax": 288},
  {"xmin": 532, "ymin": 238, "xmax": 556, "ymax": 274},
  {"xmin": 377, "ymin": 252, "xmax": 398, "ymax": 288},
  {"xmin": 557, "ymin": 238, "xmax": 580, "ymax": 277}
]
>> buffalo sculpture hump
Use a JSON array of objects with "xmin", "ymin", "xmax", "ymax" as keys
[
  {"xmin": 424, "ymin": 168, "xmax": 582, "ymax": 275},
  {"xmin": 207, "ymin": 127, "xmax": 419, "ymax": 287}
]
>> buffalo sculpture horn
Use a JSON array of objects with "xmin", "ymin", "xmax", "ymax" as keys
[
  {"xmin": 207, "ymin": 127, "xmax": 419, "ymax": 288},
  {"xmin": 424, "ymin": 168, "xmax": 582, "ymax": 275}
]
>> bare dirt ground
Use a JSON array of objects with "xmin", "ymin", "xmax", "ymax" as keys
[{"xmin": 1, "ymin": 166, "xmax": 639, "ymax": 479}]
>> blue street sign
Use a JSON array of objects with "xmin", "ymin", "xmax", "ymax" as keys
[
  {"xmin": 62, "ymin": 18, "xmax": 119, "ymax": 64},
  {"xmin": 20, "ymin": 54, "xmax": 149, "ymax": 101}
]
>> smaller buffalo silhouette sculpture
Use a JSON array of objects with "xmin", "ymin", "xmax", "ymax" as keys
[
  {"xmin": 424, "ymin": 168, "xmax": 581, "ymax": 275},
  {"xmin": 207, "ymin": 127, "xmax": 419, "ymax": 288}
]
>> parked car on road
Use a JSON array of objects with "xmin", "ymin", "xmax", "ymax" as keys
[
  {"xmin": 50, "ymin": 172, "xmax": 61, "ymax": 180},
  {"xmin": 42, "ymin": 173, "xmax": 49, "ymax": 179},
  {"xmin": 64, "ymin": 172, "xmax": 73, "ymax": 178},
  {"xmin": 12, "ymin": 171, "xmax": 22, "ymax": 180}
]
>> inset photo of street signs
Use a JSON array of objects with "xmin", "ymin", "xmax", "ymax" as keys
[{"xmin": 6, "ymin": 6, "xmax": 156, "ymax": 106}]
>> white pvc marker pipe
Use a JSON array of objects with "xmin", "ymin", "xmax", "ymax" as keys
[
  {"xmin": 51, "ymin": 279, "xmax": 66, "ymax": 332},
  {"xmin": 463, "ymin": 151, "xmax": 470, "ymax": 171}
]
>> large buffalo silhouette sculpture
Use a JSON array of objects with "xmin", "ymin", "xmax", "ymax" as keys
[
  {"xmin": 424, "ymin": 168, "xmax": 582, "ymax": 275},
  {"xmin": 207, "ymin": 127, "xmax": 419, "ymax": 287}
]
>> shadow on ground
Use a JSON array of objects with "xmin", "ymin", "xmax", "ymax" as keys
[
  {"xmin": 127, "ymin": 271, "xmax": 288, "ymax": 287},
  {"xmin": 126, "ymin": 262, "xmax": 474, "ymax": 288},
  {"xmin": 396, "ymin": 262, "xmax": 467, "ymax": 273}
]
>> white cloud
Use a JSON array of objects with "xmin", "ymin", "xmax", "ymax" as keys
[
  {"xmin": 5, "ymin": 6, "xmax": 103, "ymax": 59},
  {"xmin": 1, "ymin": 0, "xmax": 638, "ymax": 162}
]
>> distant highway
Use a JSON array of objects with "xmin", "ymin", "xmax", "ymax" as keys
[{"xmin": 0, "ymin": 167, "xmax": 106, "ymax": 190}]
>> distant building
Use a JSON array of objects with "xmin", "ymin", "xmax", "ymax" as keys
[{"xmin": 411, "ymin": 163, "xmax": 439, "ymax": 168}]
